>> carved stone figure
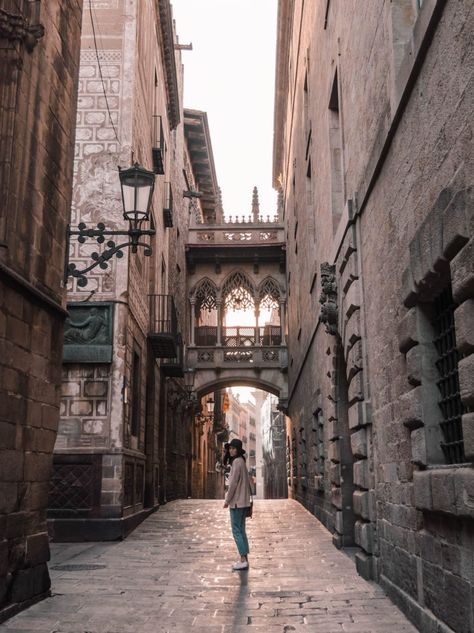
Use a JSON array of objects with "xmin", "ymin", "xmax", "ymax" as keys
[
  {"xmin": 319, "ymin": 262, "xmax": 338, "ymax": 335},
  {"xmin": 64, "ymin": 307, "xmax": 108, "ymax": 345}
]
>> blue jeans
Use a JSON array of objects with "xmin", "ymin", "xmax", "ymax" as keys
[{"xmin": 230, "ymin": 507, "xmax": 249, "ymax": 556}]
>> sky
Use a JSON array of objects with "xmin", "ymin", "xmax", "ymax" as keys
[{"xmin": 171, "ymin": 0, "xmax": 278, "ymax": 219}]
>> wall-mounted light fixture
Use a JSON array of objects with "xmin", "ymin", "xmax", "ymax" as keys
[{"xmin": 64, "ymin": 163, "xmax": 156, "ymax": 287}]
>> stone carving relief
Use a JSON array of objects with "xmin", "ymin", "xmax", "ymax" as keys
[
  {"xmin": 319, "ymin": 263, "xmax": 338, "ymax": 335},
  {"xmin": 0, "ymin": 7, "xmax": 44, "ymax": 52},
  {"xmin": 63, "ymin": 303, "xmax": 113, "ymax": 362}
]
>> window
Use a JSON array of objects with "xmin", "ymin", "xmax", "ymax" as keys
[
  {"xmin": 131, "ymin": 348, "xmax": 141, "ymax": 437},
  {"xmin": 431, "ymin": 283, "xmax": 465, "ymax": 464},
  {"xmin": 328, "ymin": 69, "xmax": 344, "ymax": 232},
  {"xmin": 313, "ymin": 409, "xmax": 325, "ymax": 478}
]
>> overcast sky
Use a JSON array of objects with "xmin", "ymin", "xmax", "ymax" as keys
[{"xmin": 171, "ymin": 0, "xmax": 278, "ymax": 219}]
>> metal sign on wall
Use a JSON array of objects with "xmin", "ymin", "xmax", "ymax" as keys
[{"xmin": 63, "ymin": 302, "xmax": 114, "ymax": 363}]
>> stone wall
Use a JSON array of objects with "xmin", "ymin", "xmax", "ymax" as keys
[
  {"xmin": 0, "ymin": 0, "xmax": 83, "ymax": 619},
  {"xmin": 274, "ymin": 0, "xmax": 473, "ymax": 630}
]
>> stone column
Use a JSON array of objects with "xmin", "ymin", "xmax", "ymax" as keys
[
  {"xmin": 216, "ymin": 299, "xmax": 222, "ymax": 346},
  {"xmin": 280, "ymin": 300, "xmax": 286, "ymax": 345},
  {"xmin": 255, "ymin": 300, "xmax": 260, "ymax": 346},
  {"xmin": 190, "ymin": 298, "xmax": 196, "ymax": 346}
]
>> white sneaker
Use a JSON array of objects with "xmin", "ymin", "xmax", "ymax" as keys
[{"xmin": 232, "ymin": 560, "xmax": 249, "ymax": 571}]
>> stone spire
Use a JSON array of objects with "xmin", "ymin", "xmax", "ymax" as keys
[
  {"xmin": 215, "ymin": 187, "xmax": 224, "ymax": 223},
  {"xmin": 252, "ymin": 186, "xmax": 260, "ymax": 222},
  {"xmin": 276, "ymin": 187, "xmax": 284, "ymax": 221}
]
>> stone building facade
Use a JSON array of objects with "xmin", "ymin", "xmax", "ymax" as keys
[
  {"xmin": 0, "ymin": 0, "xmax": 83, "ymax": 620},
  {"xmin": 48, "ymin": 1, "xmax": 214, "ymax": 538},
  {"xmin": 274, "ymin": 1, "xmax": 473, "ymax": 631}
]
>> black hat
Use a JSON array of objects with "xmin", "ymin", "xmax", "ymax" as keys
[{"xmin": 229, "ymin": 438, "xmax": 245, "ymax": 454}]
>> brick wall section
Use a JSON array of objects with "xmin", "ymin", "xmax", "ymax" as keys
[
  {"xmin": 0, "ymin": 0, "xmax": 83, "ymax": 620},
  {"xmin": 274, "ymin": 0, "xmax": 473, "ymax": 631}
]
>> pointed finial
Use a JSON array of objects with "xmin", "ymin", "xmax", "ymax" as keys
[
  {"xmin": 252, "ymin": 186, "xmax": 260, "ymax": 222},
  {"xmin": 277, "ymin": 187, "xmax": 283, "ymax": 220},
  {"xmin": 216, "ymin": 186, "xmax": 224, "ymax": 223}
]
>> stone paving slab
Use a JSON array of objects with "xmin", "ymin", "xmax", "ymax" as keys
[{"xmin": 2, "ymin": 500, "xmax": 419, "ymax": 632}]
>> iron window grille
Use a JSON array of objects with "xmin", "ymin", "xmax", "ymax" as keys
[{"xmin": 431, "ymin": 283, "xmax": 466, "ymax": 464}]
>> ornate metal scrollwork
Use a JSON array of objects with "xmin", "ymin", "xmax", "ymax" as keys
[
  {"xmin": 319, "ymin": 262, "xmax": 338, "ymax": 335},
  {"xmin": 65, "ymin": 222, "xmax": 155, "ymax": 287}
]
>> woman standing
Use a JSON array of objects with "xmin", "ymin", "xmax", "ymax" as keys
[{"xmin": 223, "ymin": 438, "xmax": 252, "ymax": 571}]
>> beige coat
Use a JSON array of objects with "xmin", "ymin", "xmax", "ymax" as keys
[{"xmin": 225, "ymin": 456, "xmax": 251, "ymax": 508}]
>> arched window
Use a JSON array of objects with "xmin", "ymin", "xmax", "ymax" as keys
[
  {"xmin": 222, "ymin": 271, "xmax": 255, "ymax": 312},
  {"xmin": 193, "ymin": 278, "xmax": 217, "ymax": 313},
  {"xmin": 259, "ymin": 277, "xmax": 281, "ymax": 310}
]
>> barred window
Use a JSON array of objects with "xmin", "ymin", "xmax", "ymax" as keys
[{"xmin": 431, "ymin": 283, "xmax": 465, "ymax": 464}]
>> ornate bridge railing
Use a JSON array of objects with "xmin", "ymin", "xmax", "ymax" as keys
[
  {"xmin": 194, "ymin": 326, "xmax": 282, "ymax": 347},
  {"xmin": 188, "ymin": 346, "xmax": 287, "ymax": 370}
]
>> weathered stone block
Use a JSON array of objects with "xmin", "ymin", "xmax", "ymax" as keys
[
  {"xmin": 335, "ymin": 510, "xmax": 343, "ymax": 534},
  {"xmin": 355, "ymin": 550, "xmax": 373, "ymax": 580},
  {"xmin": 343, "ymin": 309, "xmax": 361, "ymax": 350},
  {"xmin": 462, "ymin": 412, "xmax": 474, "ymax": 461},
  {"xmin": 353, "ymin": 459, "xmax": 369, "ymax": 489},
  {"xmin": 353, "ymin": 489, "xmax": 370, "ymax": 519},
  {"xmin": 410, "ymin": 427, "xmax": 427, "ymax": 466},
  {"xmin": 24, "ymin": 453, "xmax": 53, "ymax": 482},
  {"xmin": 0, "ymin": 450, "xmax": 23, "ymax": 482},
  {"xmin": 348, "ymin": 400, "xmax": 371, "ymax": 429},
  {"xmin": 399, "ymin": 386, "xmax": 423, "ymax": 428},
  {"xmin": 70, "ymin": 400, "xmax": 94, "ymax": 416},
  {"xmin": 442, "ymin": 188, "xmax": 471, "ymax": 261},
  {"xmin": 348, "ymin": 370, "xmax": 364, "ymax": 405},
  {"xmin": 455, "ymin": 299, "xmax": 474, "ymax": 355},
  {"xmin": 84, "ymin": 381, "xmax": 108, "ymax": 397},
  {"xmin": 62, "ymin": 381, "xmax": 80, "ymax": 397},
  {"xmin": 25, "ymin": 533, "xmax": 50, "ymax": 567},
  {"xmin": 328, "ymin": 440, "xmax": 340, "ymax": 463},
  {"xmin": 458, "ymin": 354, "xmax": 474, "ymax": 408},
  {"xmin": 0, "ymin": 483, "xmax": 18, "ymax": 514},
  {"xmin": 413, "ymin": 470, "xmax": 432, "ymax": 511},
  {"xmin": 355, "ymin": 520, "xmax": 374, "ymax": 554},
  {"xmin": 451, "ymin": 238, "xmax": 474, "ymax": 304},
  {"xmin": 431, "ymin": 469, "xmax": 457, "ymax": 515},
  {"xmin": 454, "ymin": 468, "xmax": 474, "ymax": 519},
  {"xmin": 397, "ymin": 308, "xmax": 418, "ymax": 353},
  {"xmin": 9, "ymin": 563, "xmax": 50, "ymax": 603},
  {"xmin": 346, "ymin": 340, "xmax": 363, "ymax": 383},
  {"xmin": 350, "ymin": 428, "xmax": 367, "ymax": 459},
  {"xmin": 343, "ymin": 279, "xmax": 361, "ymax": 321},
  {"xmin": 406, "ymin": 345, "xmax": 422, "ymax": 386},
  {"xmin": 331, "ymin": 486, "xmax": 342, "ymax": 509},
  {"xmin": 329, "ymin": 463, "xmax": 340, "ymax": 485}
]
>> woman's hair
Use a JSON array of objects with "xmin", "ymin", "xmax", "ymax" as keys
[{"xmin": 222, "ymin": 445, "xmax": 231, "ymax": 466}]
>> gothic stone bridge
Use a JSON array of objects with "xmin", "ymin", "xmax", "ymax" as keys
[{"xmin": 185, "ymin": 209, "xmax": 288, "ymax": 406}]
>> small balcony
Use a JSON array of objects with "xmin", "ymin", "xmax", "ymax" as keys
[
  {"xmin": 148, "ymin": 294, "xmax": 178, "ymax": 358},
  {"xmin": 161, "ymin": 334, "xmax": 184, "ymax": 377}
]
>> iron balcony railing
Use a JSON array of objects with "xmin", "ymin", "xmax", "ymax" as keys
[
  {"xmin": 194, "ymin": 325, "xmax": 282, "ymax": 347},
  {"xmin": 148, "ymin": 294, "xmax": 178, "ymax": 358},
  {"xmin": 161, "ymin": 334, "xmax": 184, "ymax": 377}
]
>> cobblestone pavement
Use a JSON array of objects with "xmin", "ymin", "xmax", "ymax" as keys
[{"xmin": 3, "ymin": 500, "xmax": 419, "ymax": 633}]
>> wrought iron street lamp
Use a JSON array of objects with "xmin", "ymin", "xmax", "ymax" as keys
[
  {"xmin": 183, "ymin": 368, "xmax": 196, "ymax": 401},
  {"xmin": 207, "ymin": 398, "xmax": 215, "ymax": 415},
  {"xmin": 64, "ymin": 163, "xmax": 156, "ymax": 287}
]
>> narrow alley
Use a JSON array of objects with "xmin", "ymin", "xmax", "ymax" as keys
[{"xmin": 3, "ymin": 501, "xmax": 417, "ymax": 633}]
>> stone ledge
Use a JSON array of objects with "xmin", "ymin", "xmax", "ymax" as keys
[{"xmin": 414, "ymin": 467, "xmax": 474, "ymax": 517}]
